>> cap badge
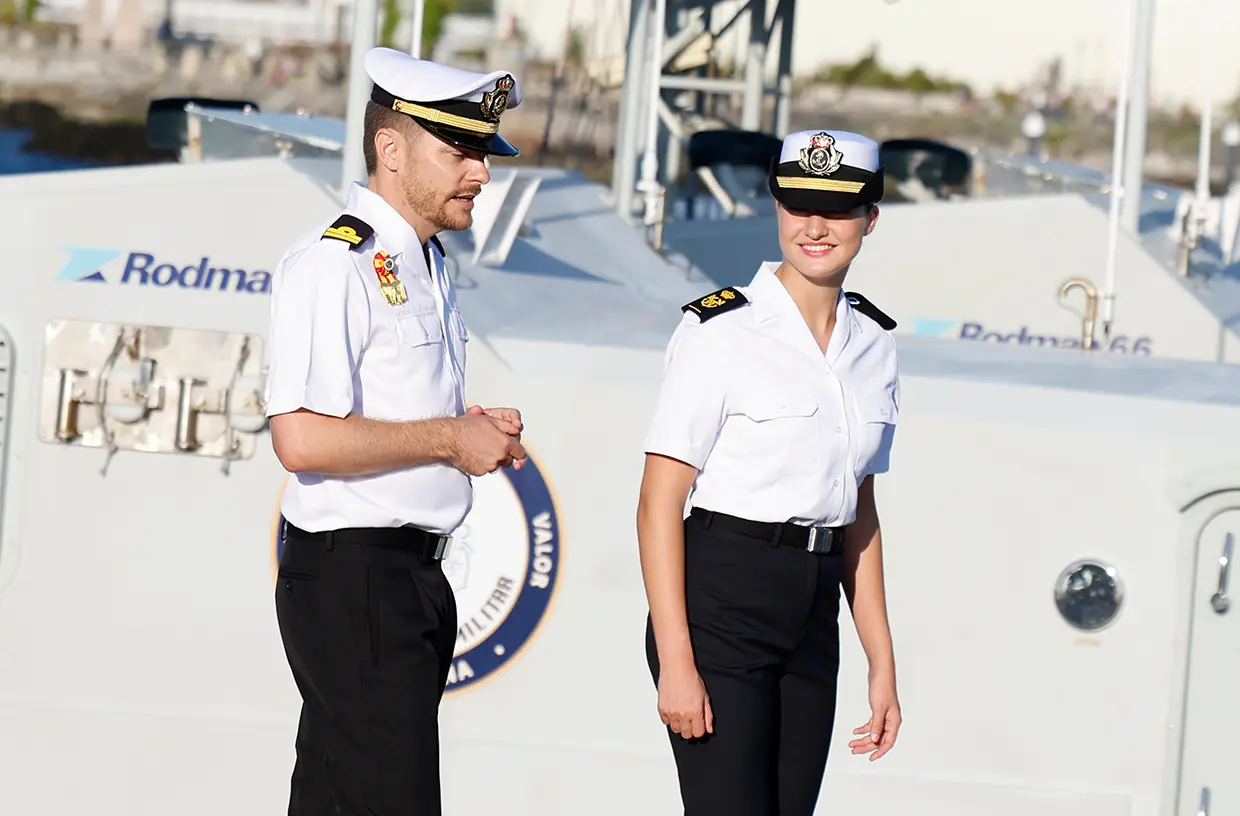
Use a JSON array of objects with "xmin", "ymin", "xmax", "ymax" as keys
[
  {"xmin": 372, "ymin": 251, "xmax": 408, "ymax": 306},
  {"xmin": 480, "ymin": 75, "xmax": 515, "ymax": 122},
  {"xmin": 799, "ymin": 131, "xmax": 843, "ymax": 177}
]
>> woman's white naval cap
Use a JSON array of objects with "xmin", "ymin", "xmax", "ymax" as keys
[
  {"xmin": 364, "ymin": 46, "xmax": 524, "ymax": 158},
  {"xmin": 766, "ymin": 129, "xmax": 885, "ymax": 213}
]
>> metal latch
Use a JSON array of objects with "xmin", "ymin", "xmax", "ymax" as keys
[
  {"xmin": 1210, "ymin": 533, "xmax": 1232, "ymax": 615},
  {"xmin": 39, "ymin": 320, "xmax": 268, "ymax": 475}
]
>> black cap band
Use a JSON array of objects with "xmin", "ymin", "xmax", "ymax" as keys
[
  {"xmin": 767, "ymin": 159, "xmax": 884, "ymax": 213},
  {"xmin": 369, "ymin": 83, "xmax": 520, "ymax": 158}
]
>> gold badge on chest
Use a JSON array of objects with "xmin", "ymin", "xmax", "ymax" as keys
[{"xmin": 372, "ymin": 251, "xmax": 408, "ymax": 306}]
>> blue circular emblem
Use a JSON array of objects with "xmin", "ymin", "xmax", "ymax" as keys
[{"xmin": 273, "ymin": 452, "xmax": 562, "ymax": 694}]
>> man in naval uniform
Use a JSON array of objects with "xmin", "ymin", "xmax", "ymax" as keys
[{"xmin": 264, "ymin": 47, "xmax": 528, "ymax": 816}]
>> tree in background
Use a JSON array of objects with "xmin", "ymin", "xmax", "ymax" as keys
[
  {"xmin": 379, "ymin": 0, "xmax": 493, "ymax": 54},
  {"xmin": 380, "ymin": 0, "xmax": 402, "ymax": 47},
  {"xmin": 0, "ymin": 0, "xmax": 40, "ymax": 25},
  {"xmin": 810, "ymin": 45, "xmax": 971, "ymax": 97}
]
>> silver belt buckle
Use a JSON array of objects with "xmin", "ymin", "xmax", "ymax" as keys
[
  {"xmin": 807, "ymin": 526, "xmax": 836, "ymax": 554},
  {"xmin": 432, "ymin": 535, "xmax": 453, "ymax": 560}
]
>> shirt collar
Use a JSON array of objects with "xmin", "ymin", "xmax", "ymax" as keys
[
  {"xmin": 746, "ymin": 261, "xmax": 858, "ymax": 359},
  {"xmin": 345, "ymin": 182, "xmax": 423, "ymax": 261}
]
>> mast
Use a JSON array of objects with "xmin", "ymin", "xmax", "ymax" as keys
[
  {"xmin": 611, "ymin": 0, "xmax": 798, "ymax": 223},
  {"xmin": 410, "ymin": 0, "xmax": 426, "ymax": 58},
  {"xmin": 341, "ymin": 0, "xmax": 380, "ymax": 194}
]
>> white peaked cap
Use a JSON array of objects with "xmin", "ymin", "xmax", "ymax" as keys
[
  {"xmin": 778, "ymin": 130, "xmax": 880, "ymax": 173},
  {"xmin": 364, "ymin": 47, "xmax": 524, "ymax": 108},
  {"xmin": 363, "ymin": 46, "xmax": 524, "ymax": 157},
  {"xmin": 768, "ymin": 128, "xmax": 885, "ymax": 211}
]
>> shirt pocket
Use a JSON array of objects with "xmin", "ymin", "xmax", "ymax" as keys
[
  {"xmin": 731, "ymin": 386, "xmax": 822, "ymax": 476},
  {"xmin": 448, "ymin": 308, "xmax": 469, "ymax": 363},
  {"xmin": 394, "ymin": 310, "xmax": 453, "ymax": 416},
  {"xmin": 396, "ymin": 309, "xmax": 445, "ymax": 350},
  {"xmin": 852, "ymin": 383, "xmax": 899, "ymax": 479}
]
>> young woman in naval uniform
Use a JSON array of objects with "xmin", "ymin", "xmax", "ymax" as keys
[{"xmin": 637, "ymin": 128, "xmax": 903, "ymax": 815}]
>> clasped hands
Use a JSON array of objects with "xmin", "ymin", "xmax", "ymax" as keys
[{"xmin": 453, "ymin": 404, "xmax": 527, "ymax": 476}]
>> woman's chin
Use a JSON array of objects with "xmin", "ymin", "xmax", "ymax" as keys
[{"xmin": 787, "ymin": 258, "xmax": 848, "ymax": 286}]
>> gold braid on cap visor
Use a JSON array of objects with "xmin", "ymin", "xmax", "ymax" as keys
[
  {"xmin": 774, "ymin": 177, "xmax": 867, "ymax": 193},
  {"xmin": 390, "ymin": 99, "xmax": 500, "ymax": 134}
]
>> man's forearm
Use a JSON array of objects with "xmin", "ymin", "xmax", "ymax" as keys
[{"xmin": 272, "ymin": 411, "xmax": 459, "ymax": 477}]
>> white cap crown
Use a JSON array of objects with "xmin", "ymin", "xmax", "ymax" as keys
[{"xmin": 778, "ymin": 130, "xmax": 879, "ymax": 173}]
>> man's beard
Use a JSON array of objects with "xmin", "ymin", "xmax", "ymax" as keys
[{"xmin": 402, "ymin": 172, "xmax": 478, "ymax": 233}]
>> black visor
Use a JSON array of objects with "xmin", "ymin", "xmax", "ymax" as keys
[{"xmin": 767, "ymin": 158, "xmax": 884, "ymax": 213}]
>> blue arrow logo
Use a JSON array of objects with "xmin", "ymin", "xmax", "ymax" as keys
[
  {"xmin": 56, "ymin": 246, "xmax": 123, "ymax": 283},
  {"xmin": 911, "ymin": 318, "xmax": 959, "ymax": 338}
]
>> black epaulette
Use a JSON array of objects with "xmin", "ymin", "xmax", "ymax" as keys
[
  {"xmin": 682, "ymin": 287, "xmax": 749, "ymax": 322},
  {"xmin": 845, "ymin": 291, "xmax": 897, "ymax": 331},
  {"xmin": 321, "ymin": 215, "xmax": 374, "ymax": 251}
]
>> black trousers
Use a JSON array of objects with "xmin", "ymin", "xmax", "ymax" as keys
[
  {"xmin": 645, "ymin": 510, "xmax": 844, "ymax": 816},
  {"xmin": 275, "ymin": 523, "xmax": 457, "ymax": 816}
]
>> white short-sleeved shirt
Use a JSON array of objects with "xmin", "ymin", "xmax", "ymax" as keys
[
  {"xmin": 265, "ymin": 182, "xmax": 471, "ymax": 535},
  {"xmin": 643, "ymin": 262, "xmax": 900, "ymax": 528}
]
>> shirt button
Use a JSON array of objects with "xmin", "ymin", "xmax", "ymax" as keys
[
  {"xmin": 836, "ymin": 425, "xmax": 843, "ymax": 434},
  {"xmin": 834, "ymin": 479, "xmax": 840, "ymax": 488}
]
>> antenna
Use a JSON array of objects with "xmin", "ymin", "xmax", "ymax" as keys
[
  {"xmin": 1118, "ymin": 0, "xmax": 1156, "ymax": 234},
  {"xmin": 341, "ymin": 0, "xmax": 379, "ymax": 194},
  {"xmin": 611, "ymin": 0, "xmax": 799, "ymax": 225},
  {"xmin": 1100, "ymin": 0, "xmax": 1136, "ymax": 343},
  {"xmin": 1193, "ymin": 88, "xmax": 1214, "ymax": 217},
  {"xmin": 1180, "ymin": 78, "xmax": 1216, "ymax": 278}
]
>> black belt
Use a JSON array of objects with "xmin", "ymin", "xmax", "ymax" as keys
[
  {"xmin": 690, "ymin": 508, "xmax": 846, "ymax": 555},
  {"xmin": 282, "ymin": 521, "xmax": 452, "ymax": 561}
]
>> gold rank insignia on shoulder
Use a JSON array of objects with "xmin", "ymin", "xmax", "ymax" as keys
[
  {"xmin": 321, "ymin": 214, "xmax": 375, "ymax": 252},
  {"xmin": 682, "ymin": 287, "xmax": 749, "ymax": 322},
  {"xmin": 373, "ymin": 251, "xmax": 408, "ymax": 306}
]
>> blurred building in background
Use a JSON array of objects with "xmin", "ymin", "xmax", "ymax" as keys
[
  {"xmin": 40, "ymin": 0, "xmax": 353, "ymax": 48},
  {"xmin": 27, "ymin": 0, "xmax": 1240, "ymax": 110}
]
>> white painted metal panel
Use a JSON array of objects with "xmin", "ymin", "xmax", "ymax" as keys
[
  {"xmin": 0, "ymin": 325, "xmax": 11, "ymax": 551},
  {"xmin": 1177, "ymin": 504, "xmax": 1240, "ymax": 816}
]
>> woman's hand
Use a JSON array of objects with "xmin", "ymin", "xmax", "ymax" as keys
[
  {"xmin": 657, "ymin": 659, "xmax": 714, "ymax": 740},
  {"xmin": 849, "ymin": 674, "xmax": 901, "ymax": 760}
]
